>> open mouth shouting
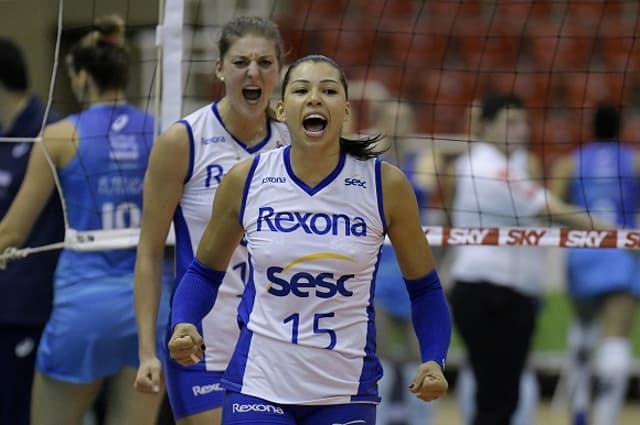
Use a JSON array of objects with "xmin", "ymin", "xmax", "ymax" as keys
[
  {"xmin": 302, "ymin": 113, "xmax": 328, "ymax": 136},
  {"xmin": 242, "ymin": 86, "xmax": 262, "ymax": 104}
]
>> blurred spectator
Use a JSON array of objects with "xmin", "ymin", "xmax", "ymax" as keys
[
  {"xmin": 0, "ymin": 37, "xmax": 63, "ymax": 425},
  {"xmin": 446, "ymin": 93, "xmax": 609, "ymax": 425}
]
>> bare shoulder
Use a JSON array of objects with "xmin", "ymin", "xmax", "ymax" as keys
[
  {"xmin": 224, "ymin": 156, "xmax": 256, "ymax": 186},
  {"xmin": 42, "ymin": 119, "xmax": 76, "ymax": 142},
  {"xmin": 381, "ymin": 161, "xmax": 412, "ymax": 192},
  {"xmin": 42, "ymin": 119, "xmax": 78, "ymax": 163},
  {"xmin": 153, "ymin": 122, "xmax": 191, "ymax": 156}
]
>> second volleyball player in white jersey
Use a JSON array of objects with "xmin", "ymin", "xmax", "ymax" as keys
[
  {"xmin": 168, "ymin": 55, "xmax": 451, "ymax": 425},
  {"xmin": 133, "ymin": 17, "xmax": 289, "ymax": 425}
]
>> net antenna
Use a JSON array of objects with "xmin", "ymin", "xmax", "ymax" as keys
[{"xmin": 0, "ymin": 0, "xmax": 184, "ymax": 265}]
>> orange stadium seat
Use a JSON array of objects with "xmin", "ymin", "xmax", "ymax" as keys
[
  {"xmin": 564, "ymin": 0, "xmax": 624, "ymax": 24},
  {"xmin": 621, "ymin": 114, "xmax": 640, "ymax": 145},
  {"xmin": 527, "ymin": 21, "xmax": 597, "ymax": 71},
  {"xmin": 289, "ymin": 0, "xmax": 350, "ymax": 30},
  {"xmin": 599, "ymin": 20, "xmax": 640, "ymax": 74},
  {"xmin": 529, "ymin": 112, "xmax": 582, "ymax": 162},
  {"xmin": 312, "ymin": 28, "xmax": 378, "ymax": 67},
  {"xmin": 561, "ymin": 71, "xmax": 631, "ymax": 109},
  {"xmin": 414, "ymin": 69, "xmax": 477, "ymax": 113},
  {"xmin": 479, "ymin": 70, "xmax": 561, "ymax": 110},
  {"xmin": 384, "ymin": 30, "xmax": 452, "ymax": 69},
  {"xmin": 490, "ymin": 0, "xmax": 553, "ymax": 22},
  {"xmin": 357, "ymin": 0, "xmax": 415, "ymax": 18},
  {"xmin": 455, "ymin": 20, "xmax": 522, "ymax": 70},
  {"xmin": 425, "ymin": 0, "xmax": 484, "ymax": 26}
]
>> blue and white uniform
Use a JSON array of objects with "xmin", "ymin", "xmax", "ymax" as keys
[
  {"xmin": 223, "ymin": 146, "xmax": 386, "ymax": 407},
  {"xmin": 167, "ymin": 103, "xmax": 289, "ymax": 417},
  {"xmin": 567, "ymin": 142, "xmax": 640, "ymax": 297},
  {"xmin": 37, "ymin": 103, "xmax": 172, "ymax": 383}
]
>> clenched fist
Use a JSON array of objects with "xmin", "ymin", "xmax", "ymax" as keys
[
  {"xmin": 168, "ymin": 323, "xmax": 205, "ymax": 366},
  {"xmin": 408, "ymin": 360, "xmax": 448, "ymax": 402}
]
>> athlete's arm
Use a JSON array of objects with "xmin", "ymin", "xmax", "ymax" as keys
[
  {"xmin": 381, "ymin": 161, "xmax": 450, "ymax": 402},
  {"xmin": 382, "ymin": 162, "xmax": 435, "ymax": 278},
  {"xmin": 168, "ymin": 158, "xmax": 251, "ymax": 366},
  {"xmin": 133, "ymin": 123, "xmax": 189, "ymax": 393},
  {"xmin": 0, "ymin": 120, "xmax": 74, "ymax": 250},
  {"xmin": 548, "ymin": 154, "xmax": 574, "ymax": 202}
]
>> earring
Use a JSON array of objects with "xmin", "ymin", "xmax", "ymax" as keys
[{"xmin": 219, "ymin": 76, "xmax": 224, "ymax": 82}]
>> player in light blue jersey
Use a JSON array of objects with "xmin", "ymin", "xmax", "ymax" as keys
[
  {"xmin": 133, "ymin": 16, "xmax": 289, "ymax": 425},
  {"xmin": 0, "ymin": 15, "xmax": 171, "ymax": 425},
  {"xmin": 168, "ymin": 54, "xmax": 451, "ymax": 425},
  {"xmin": 550, "ymin": 105, "xmax": 640, "ymax": 425}
]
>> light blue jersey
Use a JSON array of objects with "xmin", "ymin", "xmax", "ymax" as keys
[
  {"xmin": 567, "ymin": 142, "xmax": 640, "ymax": 297},
  {"xmin": 37, "ymin": 103, "xmax": 171, "ymax": 383}
]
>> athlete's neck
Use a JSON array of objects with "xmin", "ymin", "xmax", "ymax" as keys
[
  {"xmin": 88, "ymin": 89, "xmax": 127, "ymax": 106},
  {"xmin": 289, "ymin": 144, "xmax": 341, "ymax": 187},
  {"xmin": 217, "ymin": 98, "xmax": 267, "ymax": 147}
]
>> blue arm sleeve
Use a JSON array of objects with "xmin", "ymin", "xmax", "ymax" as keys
[
  {"xmin": 170, "ymin": 258, "xmax": 226, "ymax": 331},
  {"xmin": 403, "ymin": 269, "xmax": 452, "ymax": 369}
]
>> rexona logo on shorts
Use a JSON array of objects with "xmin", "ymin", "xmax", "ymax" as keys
[
  {"xmin": 191, "ymin": 383, "xmax": 223, "ymax": 396},
  {"xmin": 232, "ymin": 403, "xmax": 285, "ymax": 414},
  {"xmin": 257, "ymin": 207, "xmax": 367, "ymax": 237},
  {"xmin": 266, "ymin": 252, "xmax": 356, "ymax": 298}
]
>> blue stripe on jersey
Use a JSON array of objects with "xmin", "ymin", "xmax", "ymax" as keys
[
  {"xmin": 179, "ymin": 120, "xmax": 196, "ymax": 184},
  {"xmin": 211, "ymin": 103, "xmax": 273, "ymax": 153},
  {"xmin": 173, "ymin": 205, "xmax": 195, "ymax": 282},
  {"xmin": 222, "ymin": 255, "xmax": 256, "ymax": 393},
  {"xmin": 375, "ymin": 159, "xmax": 387, "ymax": 234},
  {"xmin": 283, "ymin": 146, "xmax": 347, "ymax": 196},
  {"xmin": 237, "ymin": 253, "xmax": 256, "ymax": 328},
  {"xmin": 354, "ymin": 267, "xmax": 383, "ymax": 403},
  {"xmin": 239, "ymin": 156, "xmax": 261, "ymax": 225}
]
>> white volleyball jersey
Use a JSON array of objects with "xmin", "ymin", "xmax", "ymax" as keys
[
  {"xmin": 223, "ymin": 146, "xmax": 386, "ymax": 405},
  {"xmin": 450, "ymin": 143, "xmax": 547, "ymax": 296},
  {"xmin": 175, "ymin": 103, "xmax": 289, "ymax": 371}
]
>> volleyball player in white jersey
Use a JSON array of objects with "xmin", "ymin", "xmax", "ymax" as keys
[
  {"xmin": 167, "ymin": 54, "xmax": 451, "ymax": 425},
  {"xmin": 133, "ymin": 17, "xmax": 289, "ymax": 425}
]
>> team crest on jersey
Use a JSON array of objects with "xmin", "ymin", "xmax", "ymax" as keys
[
  {"xmin": 266, "ymin": 252, "xmax": 356, "ymax": 298},
  {"xmin": 344, "ymin": 174, "xmax": 367, "ymax": 189}
]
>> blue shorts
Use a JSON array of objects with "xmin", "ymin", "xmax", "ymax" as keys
[
  {"xmin": 567, "ymin": 249, "xmax": 640, "ymax": 298},
  {"xmin": 164, "ymin": 357, "xmax": 225, "ymax": 419},
  {"xmin": 374, "ymin": 245, "xmax": 411, "ymax": 319},
  {"xmin": 222, "ymin": 390, "xmax": 376, "ymax": 425},
  {"xmin": 37, "ymin": 278, "xmax": 170, "ymax": 384}
]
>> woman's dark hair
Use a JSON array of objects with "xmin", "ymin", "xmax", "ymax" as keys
[
  {"xmin": 218, "ymin": 16, "xmax": 283, "ymax": 64},
  {"xmin": 0, "ymin": 38, "xmax": 28, "ymax": 92},
  {"xmin": 66, "ymin": 14, "xmax": 129, "ymax": 92},
  {"xmin": 481, "ymin": 93, "xmax": 524, "ymax": 122},
  {"xmin": 281, "ymin": 54, "xmax": 386, "ymax": 160},
  {"xmin": 593, "ymin": 104, "xmax": 621, "ymax": 141}
]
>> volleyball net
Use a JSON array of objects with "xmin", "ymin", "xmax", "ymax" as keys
[{"xmin": 1, "ymin": 0, "xmax": 640, "ymax": 265}]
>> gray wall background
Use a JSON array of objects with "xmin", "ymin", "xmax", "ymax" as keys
[{"xmin": 0, "ymin": 0, "xmax": 159, "ymax": 110}]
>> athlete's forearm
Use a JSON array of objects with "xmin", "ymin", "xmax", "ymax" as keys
[{"xmin": 134, "ymin": 254, "xmax": 165, "ymax": 359}]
